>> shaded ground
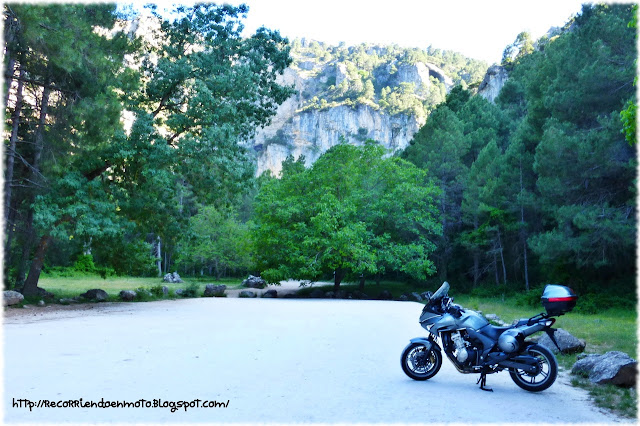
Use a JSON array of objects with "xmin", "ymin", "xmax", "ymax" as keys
[{"xmin": 3, "ymin": 297, "xmax": 628, "ymax": 424}]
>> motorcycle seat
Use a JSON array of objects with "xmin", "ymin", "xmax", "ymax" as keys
[{"xmin": 479, "ymin": 324, "xmax": 512, "ymax": 340}]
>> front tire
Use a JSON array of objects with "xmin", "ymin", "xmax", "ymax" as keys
[
  {"xmin": 509, "ymin": 344, "xmax": 557, "ymax": 392},
  {"xmin": 401, "ymin": 342, "xmax": 442, "ymax": 381}
]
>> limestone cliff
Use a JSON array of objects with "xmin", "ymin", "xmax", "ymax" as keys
[
  {"xmin": 247, "ymin": 40, "xmax": 487, "ymax": 175},
  {"xmin": 477, "ymin": 65, "xmax": 508, "ymax": 103}
]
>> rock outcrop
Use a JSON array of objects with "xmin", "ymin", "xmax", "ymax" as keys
[
  {"xmin": 80, "ymin": 289, "xmax": 109, "ymax": 302},
  {"xmin": 537, "ymin": 328, "xmax": 586, "ymax": 354},
  {"xmin": 572, "ymin": 351, "xmax": 637, "ymax": 387},
  {"xmin": 242, "ymin": 275, "xmax": 267, "ymax": 289},
  {"xmin": 3, "ymin": 290, "xmax": 24, "ymax": 306},
  {"xmin": 248, "ymin": 52, "xmax": 458, "ymax": 176},
  {"xmin": 477, "ymin": 65, "xmax": 508, "ymax": 103},
  {"xmin": 163, "ymin": 272, "xmax": 183, "ymax": 283}
]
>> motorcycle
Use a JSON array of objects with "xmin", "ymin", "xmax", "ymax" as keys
[{"xmin": 400, "ymin": 281, "xmax": 577, "ymax": 392}]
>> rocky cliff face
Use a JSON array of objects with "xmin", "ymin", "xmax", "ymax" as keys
[
  {"xmin": 245, "ymin": 40, "xmax": 490, "ymax": 175},
  {"xmin": 254, "ymin": 103, "xmax": 420, "ymax": 175},
  {"xmin": 248, "ymin": 52, "xmax": 452, "ymax": 175},
  {"xmin": 477, "ymin": 65, "xmax": 508, "ymax": 103}
]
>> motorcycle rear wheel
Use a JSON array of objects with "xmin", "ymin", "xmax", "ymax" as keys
[
  {"xmin": 401, "ymin": 342, "xmax": 442, "ymax": 381},
  {"xmin": 509, "ymin": 344, "xmax": 557, "ymax": 392}
]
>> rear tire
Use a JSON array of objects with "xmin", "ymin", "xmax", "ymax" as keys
[
  {"xmin": 401, "ymin": 342, "xmax": 442, "ymax": 381},
  {"xmin": 509, "ymin": 344, "xmax": 557, "ymax": 392}
]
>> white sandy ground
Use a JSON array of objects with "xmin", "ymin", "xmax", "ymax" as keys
[{"xmin": 2, "ymin": 296, "xmax": 633, "ymax": 424}]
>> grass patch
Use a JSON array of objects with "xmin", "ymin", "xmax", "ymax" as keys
[
  {"xmin": 570, "ymin": 376, "xmax": 637, "ymax": 418},
  {"xmin": 34, "ymin": 275, "xmax": 244, "ymax": 302}
]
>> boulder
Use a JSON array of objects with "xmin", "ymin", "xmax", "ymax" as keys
[
  {"xmin": 163, "ymin": 272, "xmax": 183, "ymax": 283},
  {"xmin": 38, "ymin": 300, "xmax": 45, "ymax": 306},
  {"xmin": 262, "ymin": 290, "xmax": 278, "ymax": 298},
  {"xmin": 409, "ymin": 292, "xmax": 423, "ymax": 302},
  {"xmin": 378, "ymin": 290, "xmax": 393, "ymax": 300},
  {"xmin": 119, "ymin": 290, "xmax": 137, "ymax": 301},
  {"xmin": 572, "ymin": 351, "xmax": 637, "ymax": 387},
  {"xmin": 351, "ymin": 291, "xmax": 368, "ymax": 300},
  {"xmin": 485, "ymin": 314, "xmax": 509, "ymax": 327},
  {"xmin": 59, "ymin": 298, "xmax": 78, "ymax": 305},
  {"xmin": 309, "ymin": 289, "xmax": 325, "ymax": 298},
  {"xmin": 242, "ymin": 275, "xmax": 267, "ymax": 289},
  {"xmin": 174, "ymin": 288, "xmax": 185, "ymax": 297},
  {"xmin": 79, "ymin": 289, "xmax": 109, "ymax": 302},
  {"xmin": 239, "ymin": 290, "xmax": 257, "ymax": 298},
  {"xmin": 3, "ymin": 290, "xmax": 24, "ymax": 306},
  {"xmin": 398, "ymin": 294, "xmax": 409, "ymax": 301},
  {"xmin": 162, "ymin": 286, "xmax": 169, "ymax": 296},
  {"xmin": 538, "ymin": 328, "xmax": 586, "ymax": 354},
  {"xmin": 203, "ymin": 284, "xmax": 227, "ymax": 297}
]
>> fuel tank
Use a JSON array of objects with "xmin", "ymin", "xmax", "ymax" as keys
[{"xmin": 457, "ymin": 309, "xmax": 489, "ymax": 331}]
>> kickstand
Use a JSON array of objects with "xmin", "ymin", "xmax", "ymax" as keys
[{"xmin": 476, "ymin": 372, "xmax": 493, "ymax": 392}]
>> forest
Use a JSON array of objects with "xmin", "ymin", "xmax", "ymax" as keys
[{"xmin": 2, "ymin": 3, "xmax": 637, "ymax": 303}]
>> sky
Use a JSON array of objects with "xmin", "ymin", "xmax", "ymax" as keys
[{"xmin": 144, "ymin": 0, "xmax": 593, "ymax": 64}]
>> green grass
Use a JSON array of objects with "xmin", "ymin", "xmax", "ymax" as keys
[{"xmin": 32, "ymin": 275, "xmax": 244, "ymax": 302}]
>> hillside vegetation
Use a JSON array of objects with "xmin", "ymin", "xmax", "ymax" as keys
[{"xmin": 289, "ymin": 39, "xmax": 488, "ymax": 120}]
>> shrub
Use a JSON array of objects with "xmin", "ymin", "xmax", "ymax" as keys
[
  {"xmin": 73, "ymin": 254, "xmax": 96, "ymax": 273},
  {"xmin": 182, "ymin": 282, "xmax": 200, "ymax": 298},
  {"xmin": 134, "ymin": 287, "xmax": 153, "ymax": 301},
  {"xmin": 149, "ymin": 285, "xmax": 166, "ymax": 298},
  {"xmin": 514, "ymin": 285, "xmax": 546, "ymax": 307}
]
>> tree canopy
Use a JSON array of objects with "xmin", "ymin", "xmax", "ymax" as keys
[
  {"xmin": 3, "ymin": 3, "xmax": 293, "ymax": 294},
  {"xmin": 402, "ymin": 3, "xmax": 636, "ymax": 294},
  {"xmin": 253, "ymin": 142, "xmax": 441, "ymax": 290}
]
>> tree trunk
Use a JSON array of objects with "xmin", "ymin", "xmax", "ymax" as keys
[
  {"xmin": 4, "ymin": 56, "xmax": 15, "ymax": 108},
  {"xmin": 20, "ymin": 76, "xmax": 54, "ymax": 292},
  {"xmin": 333, "ymin": 269, "xmax": 344, "ymax": 294},
  {"xmin": 359, "ymin": 274, "xmax": 365, "ymax": 291},
  {"xmin": 518, "ymin": 160, "xmax": 530, "ymax": 291},
  {"xmin": 497, "ymin": 228, "xmax": 507, "ymax": 285},
  {"xmin": 523, "ymin": 238, "xmax": 530, "ymax": 291},
  {"xmin": 22, "ymin": 235, "xmax": 52, "ymax": 296},
  {"xmin": 472, "ymin": 253, "xmax": 480, "ymax": 287},
  {"xmin": 493, "ymin": 252, "xmax": 499, "ymax": 285},
  {"xmin": 15, "ymin": 201, "xmax": 35, "ymax": 288},
  {"xmin": 4, "ymin": 65, "xmax": 25, "ymax": 227},
  {"xmin": 30, "ymin": 81, "xmax": 51, "ymax": 180},
  {"xmin": 156, "ymin": 236, "xmax": 162, "ymax": 277}
]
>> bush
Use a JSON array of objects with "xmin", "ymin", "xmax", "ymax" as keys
[
  {"xmin": 514, "ymin": 285, "xmax": 546, "ymax": 307},
  {"xmin": 134, "ymin": 287, "xmax": 153, "ymax": 301},
  {"xmin": 149, "ymin": 285, "xmax": 166, "ymax": 298},
  {"xmin": 182, "ymin": 282, "xmax": 200, "ymax": 298},
  {"xmin": 73, "ymin": 254, "xmax": 96, "ymax": 273}
]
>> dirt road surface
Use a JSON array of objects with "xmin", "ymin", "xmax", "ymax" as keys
[{"xmin": 3, "ymin": 297, "xmax": 629, "ymax": 423}]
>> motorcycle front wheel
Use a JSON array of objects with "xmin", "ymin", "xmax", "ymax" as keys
[
  {"xmin": 509, "ymin": 344, "xmax": 557, "ymax": 392},
  {"xmin": 401, "ymin": 342, "xmax": 442, "ymax": 381}
]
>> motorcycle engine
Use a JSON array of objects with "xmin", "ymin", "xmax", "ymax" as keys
[{"xmin": 451, "ymin": 331, "xmax": 469, "ymax": 363}]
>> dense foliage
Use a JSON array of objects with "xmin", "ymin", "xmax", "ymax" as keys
[
  {"xmin": 402, "ymin": 4, "xmax": 636, "ymax": 296},
  {"xmin": 252, "ymin": 143, "xmax": 441, "ymax": 289},
  {"xmin": 4, "ymin": 3, "xmax": 636, "ymax": 302},
  {"xmin": 3, "ymin": 3, "xmax": 292, "ymax": 294}
]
